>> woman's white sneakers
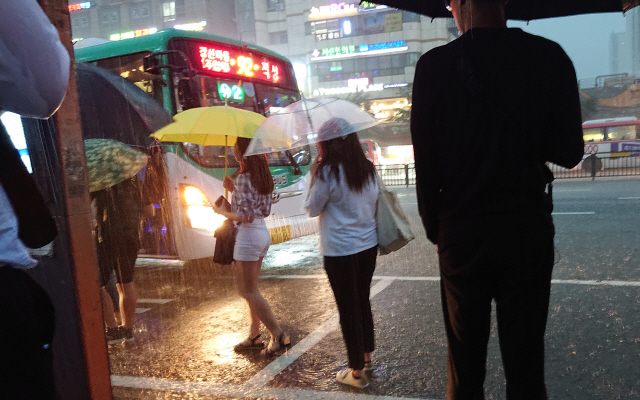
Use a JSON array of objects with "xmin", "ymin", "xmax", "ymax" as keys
[{"xmin": 336, "ymin": 368, "xmax": 369, "ymax": 389}]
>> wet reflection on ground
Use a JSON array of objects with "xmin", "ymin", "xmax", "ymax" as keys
[{"xmin": 112, "ymin": 183, "xmax": 640, "ymax": 400}]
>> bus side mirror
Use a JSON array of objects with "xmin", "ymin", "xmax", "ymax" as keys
[
  {"xmin": 178, "ymin": 79, "xmax": 200, "ymax": 110},
  {"xmin": 143, "ymin": 54, "xmax": 161, "ymax": 74}
]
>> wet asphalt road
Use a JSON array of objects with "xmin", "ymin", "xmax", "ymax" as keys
[{"xmin": 111, "ymin": 177, "xmax": 640, "ymax": 400}]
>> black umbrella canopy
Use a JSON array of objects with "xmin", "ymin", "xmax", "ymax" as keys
[
  {"xmin": 370, "ymin": 0, "xmax": 639, "ymax": 21},
  {"xmin": 75, "ymin": 63, "xmax": 173, "ymax": 148}
]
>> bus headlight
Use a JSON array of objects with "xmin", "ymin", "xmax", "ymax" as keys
[{"xmin": 181, "ymin": 185, "xmax": 226, "ymax": 232}]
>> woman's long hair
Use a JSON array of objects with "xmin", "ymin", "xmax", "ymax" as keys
[
  {"xmin": 235, "ymin": 137, "xmax": 274, "ymax": 195},
  {"xmin": 316, "ymin": 118, "xmax": 376, "ymax": 193}
]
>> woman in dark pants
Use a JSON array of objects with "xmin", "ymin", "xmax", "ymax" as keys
[{"xmin": 304, "ymin": 118, "xmax": 379, "ymax": 389}]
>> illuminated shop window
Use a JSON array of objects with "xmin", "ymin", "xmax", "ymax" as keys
[
  {"xmin": 311, "ymin": 52, "xmax": 420, "ymax": 82},
  {"xmin": 307, "ymin": 19, "xmax": 343, "ymax": 41},
  {"xmin": 305, "ymin": 11, "xmax": 421, "ymax": 39},
  {"xmin": 163, "ymin": 1, "xmax": 176, "ymax": 21}
]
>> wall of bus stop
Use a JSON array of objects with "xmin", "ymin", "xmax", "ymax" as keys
[{"xmin": 376, "ymin": 150, "xmax": 640, "ymax": 187}]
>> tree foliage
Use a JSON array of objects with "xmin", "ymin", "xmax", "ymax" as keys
[
  {"xmin": 343, "ymin": 91, "xmax": 372, "ymax": 112},
  {"xmin": 580, "ymin": 96, "xmax": 598, "ymax": 122},
  {"xmin": 385, "ymin": 84, "xmax": 413, "ymax": 125}
]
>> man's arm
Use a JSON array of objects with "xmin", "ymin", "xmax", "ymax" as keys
[
  {"xmin": 0, "ymin": 0, "xmax": 70, "ymax": 118},
  {"xmin": 545, "ymin": 43, "xmax": 584, "ymax": 169},
  {"xmin": 410, "ymin": 54, "xmax": 441, "ymax": 245}
]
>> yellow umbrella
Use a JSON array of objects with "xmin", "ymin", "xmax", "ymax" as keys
[
  {"xmin": 151, "ymin": 106, "xmax": 265, "ymax": 146},
  {"xmin": 150, "ymin": 106, "xmax": 285, "ymax": 198}
]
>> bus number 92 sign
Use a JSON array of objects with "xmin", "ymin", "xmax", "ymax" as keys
[{"xmin": 198, "ymin": 45, "xmax": 281, "ymax": 84}]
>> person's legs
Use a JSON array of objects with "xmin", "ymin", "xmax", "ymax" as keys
[
  {"xmin": 232, "ymin": 259, "xmax": 262, "ymax": 341},
  {"xmin": 324, "ymin": 253, "xmax": 366, "ymax": 374},
  {"xmin": 114, "ymin": 234, "xmax": 139, "ymax": 331},
  {"xmin": 235, "ymin": 258, "xmax": 283, "ymax": 339},
  {"xmin": 105, "ymin": 273, "xmax": 121, "ymax": 325},
  {"xmin": 100, "ymin": 286, "xmax": 118, "ymax": 328},
  {"xmin": 438, "ymin": 222, "xmax": 494, "ymax": 400},
  {"xmin": 0, "ymin": 267, "xmax": 55, "ymax": 400},
  {"xmin": 355, "ymin": 246, "xmax": 377, "ymax": 361},
  {"xmin": 494, "ymin": 223, "xmax": 554, "ymax": 400},
  {"xmin": 116, "ymin": 281, "xmax": 137, "ymax": 328},
  {"xmin": 97, "ymin": 241, "xmax": 119, "ymax": 329}
]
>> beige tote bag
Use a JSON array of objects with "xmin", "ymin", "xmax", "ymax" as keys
[{"xmin": 376, "ymin": 174, "xmax": 415, "ymax": 255}]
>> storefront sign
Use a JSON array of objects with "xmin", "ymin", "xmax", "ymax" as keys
[
  {"xmin": 68, "ymin": 2, "xmax": 91, "ymax": 12},
  {"xmin": 309, "ymin": 2, "xmax": 358, "ymax": 19},
  {"xmin": 110, "ymin": 27, "xmax": 157, "ymax": 41},
  {"xmin": 312, "ymin": 40, "xmax": 407, "ymax": 60},
  {"xmin": 175, "ymin": 21, "xmax": 207, "ymax": 31},
  {"xmin": 384, "ymin": 13, "xmax": 403, "ymax": 32},
  {"xmin": 383, "ymin": 83, "xmax": 409, "ymax": 89},
  {"xmin": 316, "ymin": 45, "xmax": 357, "ymax": 58},
  {"xmin": 359, "ymin": 2, "xmax": 388, "ymax": 11},
  {"xmin": 313, "ymin": 78, "xmax": 384, "ymax": 96},
  {"xmin": 313, "ymin": 85, "xmax": 383, "ymax": 96},
  {"xmin": 359, "ymin": 40, "xmax": 406, "ymax": 52},
  {"xmin": 312, "ymin": 80, "xmax": 409, "ymax": 97}
]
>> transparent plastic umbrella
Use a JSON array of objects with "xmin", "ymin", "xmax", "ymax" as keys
[{"xmin": 245, "ymin": 97, "xmax": 379, "ymax": 155}]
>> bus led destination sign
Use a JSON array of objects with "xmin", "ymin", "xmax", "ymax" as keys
[{"xmin": 197, "ymin": 45, "xmax": 282, "ymax": 84}]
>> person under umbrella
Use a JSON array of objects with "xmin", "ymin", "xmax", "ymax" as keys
[
  {"xmin": 303, "ymin": 118, "xmax": 379, "ymax": 389},
  {"xmin": 245, "ymin": 97, "xmax": 379, "ymax": 156},
  {"xmin": 85, "ymin": 138, "xmax": 148, "ymax": 343},
  {"xmin": 212, "ymin": 137, "xmax": 290, "ymax": 356},
  {"xmin": 410, "ymin": 0, "xmax": 584, "ymax": 398}
]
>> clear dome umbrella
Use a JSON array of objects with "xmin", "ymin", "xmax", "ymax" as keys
[{"xmin": 244, "ymin": 97, "xmax": 379, "ymax": 156}]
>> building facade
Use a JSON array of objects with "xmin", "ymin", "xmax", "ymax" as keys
[
  {"xmin": 610, "ymin": 7, "xmax": 640, "ymax": 77},
  {"xmin": 69, "ymin": 0, "xmax": 455, "ymax": 147},
  {"xmin": 69, "ymin": 0, "xmax": 237, "ymax": 43},
  {"xmin": 235, "ymin": 0, "xmax": 455, "ymax": 146}
]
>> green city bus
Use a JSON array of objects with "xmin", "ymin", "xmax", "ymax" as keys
[{"xmin": 75, "ymin": 29, "xmax": 316, "ymax": 261}]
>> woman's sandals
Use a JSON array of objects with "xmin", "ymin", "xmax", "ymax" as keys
[
  {"xmin": 233, "ymin": 334, "xmax": 264, "ymax": 352},
  {"xmin": 260, "ymin": 332, "xmax": 291, "ymax": 356}
]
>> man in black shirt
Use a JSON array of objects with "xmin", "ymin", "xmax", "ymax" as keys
[{"xmin": 410, "ymin": 0, "xmax": 584, "ymax": 398}]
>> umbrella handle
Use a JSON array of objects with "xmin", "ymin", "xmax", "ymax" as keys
[
  {"xmin": 224, "ymin": 135, "xmax": 228, "ymax": 200},
  {"xmin": 300, "ymin": 92, "xmax": 315, "ymax": 134}
]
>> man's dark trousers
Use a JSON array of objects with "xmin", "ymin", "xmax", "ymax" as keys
[
  {"xmin": 0, "ymin": 267, "xmax": 55, "ymax": 399},
  {"xmin": 437, "ymin": 213, "xmax": 554, "ymax": 400}
]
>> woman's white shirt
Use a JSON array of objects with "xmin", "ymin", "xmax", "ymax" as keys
[{"xmin": 304, "ymin": 165, "xmax": 378, "ymax": 257}]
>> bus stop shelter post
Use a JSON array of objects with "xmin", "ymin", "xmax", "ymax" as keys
[{"xmin": 39, "ymin": 1, "xmax": 113, "ymax": 398}]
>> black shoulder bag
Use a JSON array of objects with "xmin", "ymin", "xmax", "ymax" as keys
[{"xmin": 212, "ymin": 196, "xmax": 236, "ymax": 265}]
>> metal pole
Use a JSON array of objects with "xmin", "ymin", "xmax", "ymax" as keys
[
  {"xmin": 39, "ymin": 1, "xmax": 112, "ymax": 398},
  {"xmin": 405, "ymin": 163, "xmax": 409, "ymax": 187},
  {"xmin": 225, "ymin": 135, "xmax": 229, "ymax": 200}
]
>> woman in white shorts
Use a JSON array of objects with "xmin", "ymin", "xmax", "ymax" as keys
[{"xmin": 213, "ymin": 137, "xmax": 289, "ymax": 356}]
